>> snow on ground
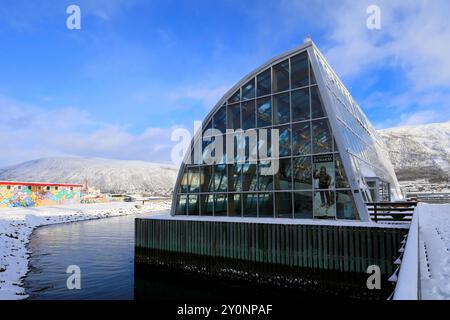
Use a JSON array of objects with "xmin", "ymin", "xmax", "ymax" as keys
[
  {"xmin": 419, "ymin": 204, "xmax": 450, "ymax": 300},
  {"xmin": 0, "ymin": 201, "xmax": 171, "ymax": 300}
]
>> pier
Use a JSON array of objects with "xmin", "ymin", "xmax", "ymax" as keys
[{"xmin": 135, "ymin": 216, "xmax": 408, "ymax": 299}]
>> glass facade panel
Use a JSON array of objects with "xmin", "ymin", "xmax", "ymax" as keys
[
  {"xmin": 242, "ymin": 79, "xmax": 256, "ymax": 100},
  {"xmin": 242, "ymin": 100, "xmax": 256, "ymax": 130},
  {"xmin": 293, "ymin": 191, "xmax": 313, "ymax": 219},
  {"xmin": 258, "ymin": 193, "xmax": 274, "ymax": 217},
  {"xmin": 293, "ymin": 156, "xmax": 312, "ymax": 190},
  {"xmin": 257, "ymin": 97, "xmax": 272, "ymax": 127},
  {"xmin": 311, "ymin": 86, "xmax": 325, "ymax": 119},
  {"xmin": 187, "ymin": 166, "xmax": 200, "ymax": 193},
  {"xmin": 276, "ymin": 125, "xmax": 291, "ymax": 157},
  {"xmin": 228, "ymin": 193, "xmax": 242, "ymax": 217},
  {"xmin": 275, "ymin": 192, "xmax": 293, "ymax": 218},
  {"xmin": 257, "ymin": 69, "xmax": 271, "ymax": 97},
  {"xmin": 214, "ymin": 164, "xmax": 227, "ymax": 192},
  {"xmin": 312, "ymin": 119, "xmax": 333, "ymax": 154},
  {"xmin": 228, "ymin": 163, "xmax": 242, "ymax": 192},
  {"xmin": 242, "ymin": 193, "xmax": 258, "ymax": 217},
  {"xmin": 292, "ymin": 122, "xmax": 311, "ymax": 155},
  {"xmin": 242, "ymin": 163, "xmax": 257, "ymax": 191},
  {"xmin": 291, "ymin": 52, "xmax": 309, "ymax": 88},
  {"xmin": 273, "ymin": 93, "xmax": 290, "ymax": 125},
  {"xmin": 178, "ymin": 168, "xmax": 188, "ymax": 193},
  {"xmin": 335, "ymin": 154, "xmax": 350, "ymax": 188},
  {"xmin": 214, "ymin": 106, "xmax": 227, "ymax": 133},
  {"xmin": 175, "ymin": 195, "xmax": 187, "ymax": 215},
  {"xmin": 273, "ymin": 60, "xmax": 290, "ymax": 93},
  {"xmin": 214, "ymin": 194, "xmax": 228, "ymax": 216},
  {"xmin": 275, "ymin": 158, "xmax": 292, "ymax": 190},
  {"xmin": 200, "ymin": 166, "xmax": 214, "ymax": 192},
  {"xmin": 258, "ymin": 129, "xmax": 272, "ymax": 159},
  {"xmin": 200, "ymin": 194, "xmax": 214, "ymax": 216},
  {"xmin": 203, "ymin": 119, "xmax": 212, "ymax": 134},
  {"xmin": 258, "ymin": 160, "xmax": 274, "ymax": 191},
  {"xmin": 187, "ymin": 195, "xmax": 199, "ymax": 216},
  {"xmin": 291, "ymin": 88, "xmax": 310, "ymax": 122},
  {"xmin": 336, "ymin": 190, "xmax": 358, "ymax": 220},
  {"xmin": 228, "ymin": 90, "xmax": 240, "ymax": 104},
  {"xmin": 227, "ymin": 103, "xmax": 241, "ymax": 130}
]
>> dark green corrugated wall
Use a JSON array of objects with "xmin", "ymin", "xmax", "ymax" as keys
[{"xmin": 135, "ymin": 219, "xmax": 407, "ymax": 276}]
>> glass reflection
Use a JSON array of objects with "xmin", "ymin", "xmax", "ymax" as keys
[
  {"xmin": 214, "ymin": 106, "xmax": 227, "ymax": 133},
  {"xmin": 292, "ymin": 122, "xmax": 311, "ymax": 155},
  {"xmin": 257, "ymin": 97, "xmax": 272, "ymax": 127},
  {"xmin": 200, "ymin": 166, "xmax": 214, "ymax": 192},
  {"xmin": 312, "ymin": 119, "xmax": 332, "ymax": 154},
  {"xmin": 336, "ymin": 190, "xmax": 358, "ymax": 220},
  {"xmin": 291, "ymin": 52, "xmax": 309, "ymax": 88},
  {"xmin": 291, "ymin": 88, "xmax": 310, "ymax": 122},
  {"xmin": 227, "ymin": 103, "xmax": 241, "ymax": 130},
  {"xmin": 273, "ymin": 93, "xmax": 290, "ymax": 125},
  {"xmin": 311, "ymin": 86, "xmax": 325, "ymax": 119},
  {"xmin": 293, "ymin": 156, "xmax": 312, "ymax": 190},
  {"xmin": 258, "ymin": 193, "xmax": 274, "ymax": 217},
  {"xmin": 242, "ymin": 163, "xmax": 257, "ymax": 191},
  {"xmin": 258, "ymin": 160, "xmax": 274, "ymax": 191},
  {"xmin": 228, "ymin": 193, "xmax": 242, "ymax": 217},
  {"xmin": 187, "ymin": 167, "xmax": 200, "ymax": 193},
  {"xmin": 179, "ymin": 168, "xmax": 188, "ymax": 193},
  {"xmin": 242, "ymin": 193, "xmax": 258, "ymax": 217},
  {"xmin": 276, "ymin": 125, "xmax": 291, "ymax": 157},
  {"xmin": 200, "ymin": 194, "xmax": 214, "ymax": 216},
  {"xmin": 187, "ymin": 195, "xmax": 199, "ymax": 216},
  {"xmin": 275, "ymin": 192, "xmax": 293, "ymax": 218},
  {"xmin": 214, "ymin": 164, "xmax": 227, "ymax": 192},
  {"xmin": 214, "ymin": 194, "xmax": 228, "ymax": 216},
  {"xmin": 242, "ymin": 79, "xmax": 256, "ymax": 100},
  {"xmin": 273, "ymin": 60, "xmax": 290, "ymax": 93},
  {"xmin": 257, "ymin": 69, "xmax": 271, "ymax": 97},
  {"xmin": 293, "ymin": 191, "xmax": 313, "ymax": 219},
  {"xmin": 335, "ymin": 154, "xmax": 350, "ymax": 188},
  {"xmin": 176, "ymin": 195, "xmax": 187, "ymax": 215},
  {"xmin": 275, "ymin": 158, "xmax": 292, "ymax": 191},
  {"xmin": 242, "ymin": 100, "xmax": 256, "ymax": 130}
]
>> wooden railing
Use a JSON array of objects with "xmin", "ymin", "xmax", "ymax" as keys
[{"xmin": 367, "ymin": 202, "xmax": 418, "ymax": 223}]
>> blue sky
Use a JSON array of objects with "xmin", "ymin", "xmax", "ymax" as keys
[{"xmin": 1, "ymin": 0, "xmax": 449, "ymax": 166}]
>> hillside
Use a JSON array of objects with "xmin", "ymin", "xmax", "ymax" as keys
[
  {"xmin": 379, "ymin": 121, "xmax": 450, "ymax": 183},
  {"xmin": 0, "ymin": 157, "xmax": 179, "ymax": 196}
]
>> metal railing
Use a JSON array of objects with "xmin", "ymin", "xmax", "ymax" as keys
[{"xmin": 367, "ymin": 202, "xmax": 418, "ymax": 223}]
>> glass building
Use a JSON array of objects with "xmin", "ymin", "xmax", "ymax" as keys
[{"xmin": 171, "ymin": 39, "xmax": 402, "ymax": 222}]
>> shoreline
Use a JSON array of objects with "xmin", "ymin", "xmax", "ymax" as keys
[{"xmin": 0, "ymin": 201, "xmax": 171, "ymax": 300}]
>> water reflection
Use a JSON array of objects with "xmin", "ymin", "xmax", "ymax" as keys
[{"xmin": 25, "ymin": 213, "xmax": 165, "ymax": 300}]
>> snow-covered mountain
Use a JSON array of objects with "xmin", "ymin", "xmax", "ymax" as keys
[
  {"xmin": 379, "ymin": 121, "xmax": 450, "ymax": 183},
  {"xmin": 0, "ymin": 157, "xmax": 179, "ymax": 196}
]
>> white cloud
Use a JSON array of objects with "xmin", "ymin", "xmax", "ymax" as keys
[
  {"xmin": 0, "ymin": 94, "xmax": 179, "ymax": 167},
  {"xmin": 167, "ymin": 84, "xmax": 232, "ymax": 110},
  {"xmin": 312, "ymin": 0, "xmax": 450, "ymax": 127}
]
